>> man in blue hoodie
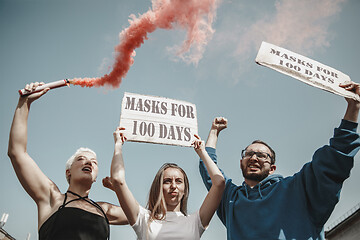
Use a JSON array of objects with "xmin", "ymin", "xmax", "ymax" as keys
[{"xmin": 199, "ymin": 81, "xmax": 360, "ymax": 240}]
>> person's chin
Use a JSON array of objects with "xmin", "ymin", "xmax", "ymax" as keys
[{"xmin": 244, "ymin": 171, "xmax": 267, "ymax": 182}]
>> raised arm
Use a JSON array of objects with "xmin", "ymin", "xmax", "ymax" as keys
[
  {"xmin": 200, "ymin": 117, "xmax": 228, "ymax": 191},
  {"xmin": 103, "ymin": 127, "xmax": 140, "ymax": 226},
  {"xmin": 7, "ymin": 82, "xmax": 53, "ymax": 204},
  {"xmin": 193, "ymin": 135, "xmax": 225, "ymax": 228},
  {"xmin": 205, "ymin": 117, "xmax": 228, "ymax": 149},
  {"xmin": 295, "ymin": 81, "xmax": 360, "ymax": 226}
]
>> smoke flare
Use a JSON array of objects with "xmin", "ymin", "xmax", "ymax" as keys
[{"xmin": 71, "ymin": 0, "xmax": 218, "ymax": 89}]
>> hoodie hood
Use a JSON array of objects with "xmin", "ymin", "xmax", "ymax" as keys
[{"xmin": 241, "ymin": 173, "xmax": 283, "ymax": 199}]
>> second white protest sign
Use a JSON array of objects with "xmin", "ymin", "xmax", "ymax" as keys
[{"xmin": 255, "ymin": 41, "xmax": 360, "ymax": 101}]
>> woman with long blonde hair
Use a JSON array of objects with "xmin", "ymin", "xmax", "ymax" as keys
[{"xmin": 103, "ymin": 127, "xmax": 225, "ymax": 239}]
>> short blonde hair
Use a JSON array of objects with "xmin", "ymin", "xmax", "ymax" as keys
[{"xmin": 65, "ymin": 147, "xmax": 96, "ymax": 183}]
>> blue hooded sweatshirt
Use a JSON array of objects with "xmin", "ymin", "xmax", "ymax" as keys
[{"xmin": 199, "ymin": 119, "xmax": 360, "ymax": 240}]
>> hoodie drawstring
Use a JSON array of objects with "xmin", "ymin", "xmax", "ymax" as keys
[
  {"xmin": 242, "ymin": 182, "xmax": 263, "ymax": 199},
  {"xmin": 242, "ymin": 182, "xmax": 249, "ymax": 199},
  {"xmin": 258, "ymin": 184, "xmax": 263, "ymax": 199}
]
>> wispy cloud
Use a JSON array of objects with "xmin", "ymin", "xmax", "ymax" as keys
[
  {"xmin": 236, "ymin": 0, "xmax": 347, "ymax": 56},
  {"xmin": 209, "ymin": 0, "xmax": 347, "ymax": 84}
]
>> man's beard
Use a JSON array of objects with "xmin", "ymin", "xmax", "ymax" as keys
[{"xmin": 242, "ymin": 167, "xmax": 270, "ymax": 182}]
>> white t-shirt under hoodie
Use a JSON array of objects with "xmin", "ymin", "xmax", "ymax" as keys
[{"xmin": 132, "ymin": 206, "xmax": 206, "ymax": 240}]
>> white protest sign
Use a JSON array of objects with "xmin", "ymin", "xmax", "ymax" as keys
[
  {"xmin": 255, "ymin": 41, "xmax": 360, "ymax": 101},
  {"xmin": 119, "ymin": 92, "xmax": 198, "ymax": 147}
]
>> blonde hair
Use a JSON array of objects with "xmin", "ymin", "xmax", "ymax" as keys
[
  {"xmin": 65, "ymin": 147, "xmax": 96, "ymax": 183},
  {"xmin": 146, "ymin": 163, "xmax": 189, "ymax": 222}
]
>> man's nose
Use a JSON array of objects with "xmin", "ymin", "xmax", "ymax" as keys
[{"xmin": 250, "ymin": 153, "xmax": 258, "ymax": 161}]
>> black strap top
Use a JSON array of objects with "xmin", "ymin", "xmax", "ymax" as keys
[{"xmin": 39, "ymin": 191, "xmax": 110, "ymax": 240}]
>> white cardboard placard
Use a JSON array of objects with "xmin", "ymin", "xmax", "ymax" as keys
[
  {"xmin": 255, "ymin": 41, "xmax": 359, "ymax": 101},
  {"xmin": 119, "ymin": 92, "xmax": 198, "ymax": 147}
]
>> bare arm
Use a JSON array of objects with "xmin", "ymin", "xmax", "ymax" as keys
[
  {"xmin": 103, "ymin": 127, "xmax": 140, "ymax": 226},
  {"xmin": 97, "ymin": 201, "xmax": 128, "ymax": 225},
  {"xmin": 340, "ymin": 81, "xmax": 360, "ymax": 122},
  {"xmin": 205, "ymin": 117, "xmax": 228, "ymax": 149},
  {"xmin": 7, "ymin": 83, "xmax": 53, "ymax": 204},
  {"xmin": 194, "ymin": 135, "xmax": 225, "ymax": 228}
]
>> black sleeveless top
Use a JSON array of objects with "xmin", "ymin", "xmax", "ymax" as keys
[{"xmin": 39, "ymin": 191, "xmax": 110, "ymax": 240}]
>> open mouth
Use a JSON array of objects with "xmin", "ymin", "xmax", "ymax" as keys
[
  {"xmin": 82, "ymin": 166, "xmax": 92, "ymax": 173},
  {"xmin": 248, "ymin": 164, "xmax": 261, "ymax": 171}
]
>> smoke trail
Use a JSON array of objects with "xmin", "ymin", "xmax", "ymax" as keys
[
  {"xmin": 71, "ymin": 0, "xmax": 218, "ymax": 88},
  {"xmin": 235, "ymin": 0, "xmax": 346, "ymax": 57}
]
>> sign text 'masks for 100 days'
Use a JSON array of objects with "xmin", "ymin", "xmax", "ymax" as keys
[
  {"xmin": 256, "ymin": 41, "xmax": 360, "ymax": 101},
  {"xmin": 119, "ymin": 92, "xmax": 198, "ymax": 147}
]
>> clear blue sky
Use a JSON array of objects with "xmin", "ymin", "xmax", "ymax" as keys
[{"xmin": 1, "ymin": 0, "xmax": 360, "ymax": 239}]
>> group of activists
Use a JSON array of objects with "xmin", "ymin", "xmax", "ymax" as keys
[{"xmin": 7, "ymin": 80, "xmax": 360, "ymax": 240}]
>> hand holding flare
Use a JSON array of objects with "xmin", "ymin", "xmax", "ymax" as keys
[{"xmin": 18, "ymin": 79, "xmax": 74, "ymax": 96}]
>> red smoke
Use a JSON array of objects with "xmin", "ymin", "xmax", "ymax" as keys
[{"xmin": 71, "ymin": 0, "xmax": 218, "ymax": 88}]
